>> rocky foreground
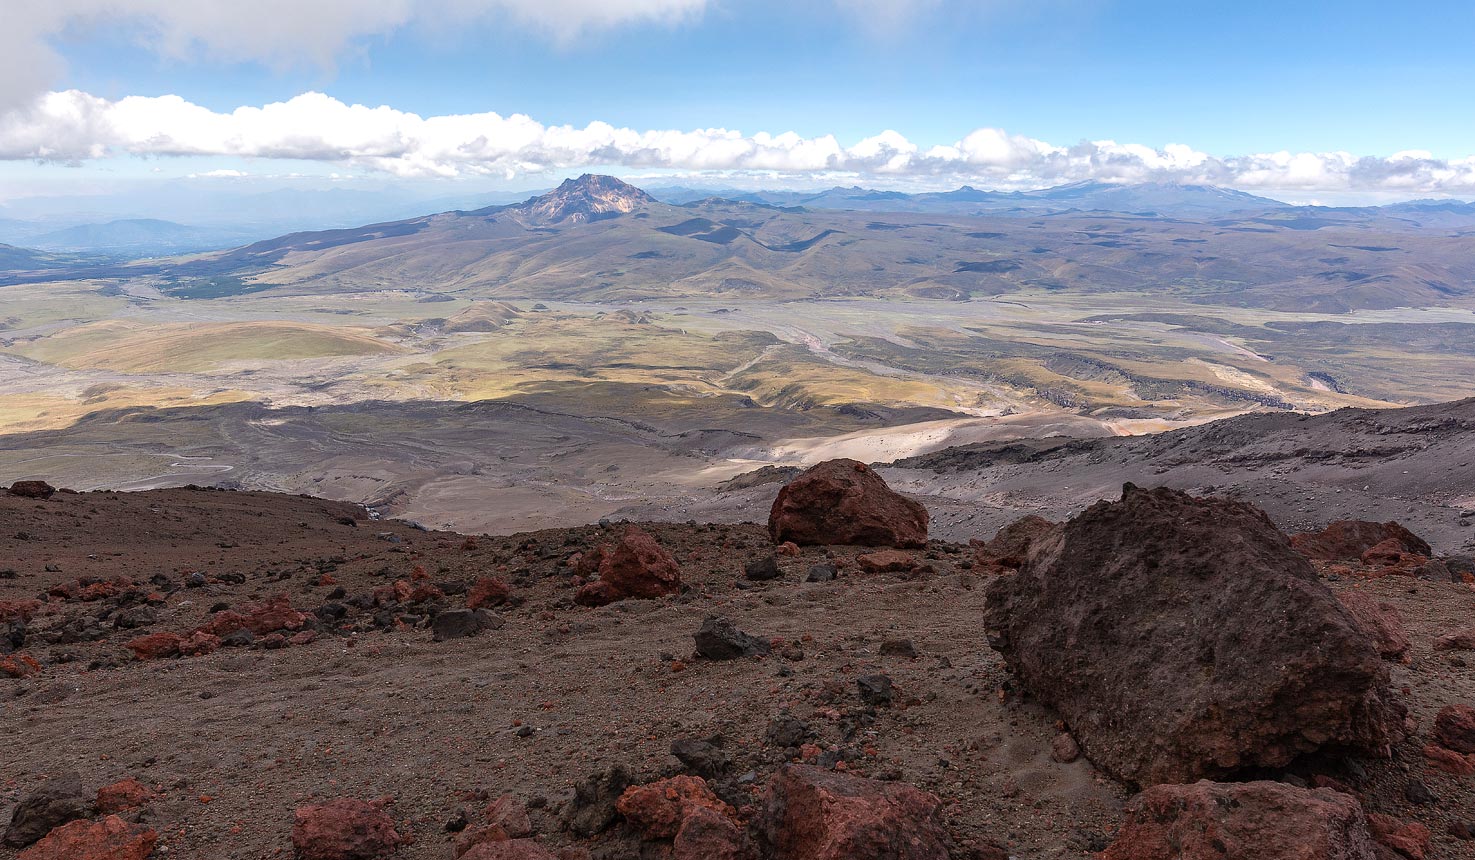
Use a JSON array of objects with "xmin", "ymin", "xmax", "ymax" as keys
[{"xmin": 1, "ymin": 460, "xmax": 1474, "ymax": 860}]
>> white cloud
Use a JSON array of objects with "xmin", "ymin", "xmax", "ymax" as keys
[
  {"xmin": 4, "ymin": 89, "xmax": 1475, "ymax": 196},
  {"xmin": 0, "ymin": 0, "xmax": 711, "ymax": 111}
]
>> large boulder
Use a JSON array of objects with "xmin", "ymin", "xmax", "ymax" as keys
[
  {"xmin": 291, "ymin": 798, "xmax": 402, "ymax": 860},
  {"xmin": 5, "ymin": 774, "xmax": 92, "ymax": 848},
  {"xmin": 768, "ymin": 459, "xmax": 928, "ymax": 549},
  {"xmin": 16, "ymin": 815, "xmax": 157, "ymax": 860},
  {"xmin": 7, "ymin": 481, "xmax": 55, "ymax": 500},
  {"xmin": 574, "ymin": 526, "xmax": 682, "ymax": 606},
  {"xmin": 1290, "ymin": 520, "xmax": 1430, "ymax": 561},
  {"xmin": 1101, "ymin": 780, "xmax": 1377, "ymax": 860},
  {"xmin": 616, "ymin": 775, "xmax": 735, "ymax": 840},
  {"xmin": 983, "ymin": 485, "xmax": 1403, "ymax": 786},
  {"xmin": 971, "ymin": 514, "xmax": 1055, "ymax": 573},
  {"xmin": 758, "ymin": 764, "xmax": 952, "ymax": 860},
  {"xmin": 1336, "ymin": 591, "xmax": 1410, "ymax": 662}
]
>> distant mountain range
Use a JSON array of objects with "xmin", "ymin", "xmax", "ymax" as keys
[
  {"xmin": 651, "ymin": 180, "xmax": 1292, "ymax": 219},
  {"xmin": 9, "ymin": 173, "xmax": 1464, "ymax": 314}
]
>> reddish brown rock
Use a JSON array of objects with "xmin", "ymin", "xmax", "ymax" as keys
[
  {"xmin": 467, "ymin": 577, "xmax": 511, "ymax": 609},
  {"xmin": 199, "ymin": 609, "xmax": 250, "ymax": 637},
  {"xmin": 291, "ymin": 798, "xmax": 402, "ymax": 860},
  {"xmin": 971, "ymin": 514, "xmax": 1055, "ymax": 573},
  {"xmin": 1337, "ymin": 591, "xmax": 1411, "ymax": 661},
  {"xmin": 1435, "ymin": 627, "xmax": 1475, "ymax": 651},
  {"xmin": 758, "ymin": 764, "xmax": 952, "ymax": 860},
  {"xmin": 1290, "ymin": 520, "xmax": 1431, "ymax": 562},
  {"xmin": 1101, "ymin": 780, "xmax": 1376, "ymax": 860},
  {"xmin": 7, "ymin": 480, "xmax": 55, "ymax": 500},
  {"xmin": 16, "ymin": 816, "xmax": 156, "ymax": 860},
  {"xmin": 242, "ymin": 594, "xmax": 308, "ymax": 634},
  {"xmin": 485, "ymin": 796, "xmax": 532, "ymax": 839},
  {"xmin": 1366, "ymin": 813, "xmax": 1431, "ymax": 860},
  {"xmin": 1050, "ymin": 733, "xmax": 1081, "ymax": 763},
  {"xmin": 984, "ymin": 486, "xmax": 1402, "ymax": 786},
  {"xmin": 616, "ymin": 776, "xmax": 734, "ymax": 840},
  {"xmin": 1434, "ymin": 704, "xmax": 1475, "ymax": 754},
  {"xmin": 768, "ymin": 459, "xmax": 928, "ymax": 549},
  {"xmin": 1422, "ymin": 743, "xmax": 1475, "ymax": 775},
  {"xmin": 459, "ymin": 841, "xmax": 556, "ymax": 860},
  {"xmin": 95, "ymin": 778, "xmax": 153, "ymax": 814},
  {"xmin": 572, "ymin": 580, "xmax": 621, "ymax": 608},
  {"xmin": 125, "ymin": 632, "xmax": 183, "ymax": 661},
  {"xmin": 598, "ymin": 526, "xmax": 682, "ymax": 599},
  {"xmin": 855, "ymin": 550, "xmax": 920, "ymax": 574},
  {"xmin": 372, "ymin": 581, "xmax": 413, "ymax": 607},
  {"xmin": 0, "ymin": 652, "xmax": 42, "ymax": 678},
  {"xmin": 0, "ymin": 599, "xmax": 43, "ymax": 622},
  {"xmin": 179, "ymin": 631, "xmax": 221, "ymax": 657},
  {"xmin": 453, "ymin": 825, "xmax": 509, "ymax": 857},
  {"xmin": 674, "ymin": 806, "xmax": 752, "ymax": 860}
]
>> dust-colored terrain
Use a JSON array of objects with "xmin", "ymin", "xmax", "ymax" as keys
[{"xmin": 1, "ymin": 463, "xmax": 1473, "ymax": 858}]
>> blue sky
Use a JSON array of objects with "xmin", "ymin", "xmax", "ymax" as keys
[{"xmin": 2, "ymin": 0, "xmax": 1474, "ymax": 201}]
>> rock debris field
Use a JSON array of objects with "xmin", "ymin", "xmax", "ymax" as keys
[{"xmin": 1, "ymin": 455, "xmax": 1474, "ymax": 859}]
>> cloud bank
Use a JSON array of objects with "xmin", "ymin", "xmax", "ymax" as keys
[
  {"xmin": 0, "ymin": 0, "xmax": 711, "ymax": 111},
  {"xmin": 3, "ymin": 90, "xmax": 1475, "ymax": 196}
]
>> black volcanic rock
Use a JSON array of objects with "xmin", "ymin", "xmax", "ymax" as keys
[{"xmin": 983, "ymin": 484, "xmax": 1404, "ymax": 786}]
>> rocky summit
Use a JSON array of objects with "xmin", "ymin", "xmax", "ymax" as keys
[{"xmin": 1, "ymin": 458, "xmax": 1474, "ymax": 860}]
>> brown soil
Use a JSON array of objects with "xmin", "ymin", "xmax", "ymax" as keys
[{"xmin": 2, "ymin": 487, "xmax": 1473, "ymax": 859}]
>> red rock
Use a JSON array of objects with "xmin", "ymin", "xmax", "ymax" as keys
[
  {"xmin": 125, "ymin": 632, "xmax": 183, "ymax": 661},
  {"xmin": 16, "ymin": 815, "xmax": 157, "ymax": 860},
  {"xmin": 971, "ymin": 514, "xmax": 1055, "ymax": 573},
  {"xmin": 1366, "ymin": 813, "xmax": 1430, "ymax": 860},
  {"xmin": 1337, "ymin": 592, "xmax": 1411, "ymax": 661},
  {"xmin": 290, "ymin": 630, "xmax": 318, "ymax": 646},
  {"xmin": 1290, "ymin": 521, "xmax": 1431, "ymax": 562},
  {"xmin": 291, "ymin": 798, "xmax": 402, "ymax": 860},
  {"xmin": 453, "ymin": 825, "xmax": 509, "ymax": 857},
  {"xmin": 758, "ymin": 764, "xmax": 951, "ymax": 860},
  {"xmin": 1422, "ymin": 743, "xmax": 1475, "ymax": 775},
  {"xmin": 459, "ymin": 841, "xmax": 556, "ymax": 860},
  {"xmin": 598, "ymin": 526, "xmax": 682, "ymax": 600},
  {"xmin": 245, "ymin": 594, "xmax": 308, "ymax": 633},
  {"xmin": 0, "ymin": 652, "xmax": 42, "ymax": 678},
  {"xmin": 617, "ymin": 776, "xmax": 734, "ymax": 840},
  {"xmin": 467, "ymin": 577, "xmax": 511, "ymax": 609},
  {"xmin": 373, "ymin": 581, "xmax": 413, "ymax": 607},
  {"xmin": 200, "ymin": 609, "xmax": 250, "ymax": 637},
  {"xmin": 485, "ymin": 796, "xmax": 532, "ymax": 839},
  {"xmin": 768, "ymin": 459, "xmax": 928, "ymax": 549},
  {"xmin": 855, "ymin": 550, "xmax": 919, "ymax": 574},
  {"xmin": 408, "ymin": 583, "xmax": 445, "ymax": 603},
  {"xmin": 1050, "ymin": 733, "xmax": 1080, "ymax": 763},
  {"xmin": 572, "ymin": 580, "xmax": 620, "ymax": 608},
  {"xmin": 8, "ymin": 480, "xmax": 56, "ymax": 499},
  {"xmin": 1101, "ymin": 780, "xmax": 1377, "ymax": 860},
  {"xmin": 0, "ymin": 599, "xmax": 42, "ymax": 622},
  {"xmin": 179, "ymin": 631, "xmax": 221, "ymax": 657},
  {"xmin": 776, "ymin": 541, "xmax": 800, "ymax": 557},
  {"xmin": 983, "ymin": 486, "xmax": 1402, "ymax": 785},
  {"xmin": 572, "ymin": 548, "xmax": 604, "ymax": 578},
  {"xmin": 96, "ymin": 778, "xmax": 153, "ymax": 814},
  {"xmin": 674, "ymin": 806, "xmax": 752, "ymax": 860},
  {"xmin": 1434, "ymin": 704, "xmax": 1475, "ymax": 753},
  {"xmin": 1435, "ymin": 627, "xmax": 1475, "ymax": 651}
]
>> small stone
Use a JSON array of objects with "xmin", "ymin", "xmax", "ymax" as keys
[
  {"xmin": 694, "ymin": 616, "xmax": 771, "ymax": 660},
  {"xmin": 432, "ymin": 609, "xmax": 500, "ymax": 642},
  {"xmin": 857, "ymin": 674, "xmax": 893, "ymax": 706},
  {"xmin": 744, "ymin": 556, "xmax": 782, "ymax": 582},
  {"xmin": 1050, "ymin": 733, "xmax": 1081, "ymax": 763},
  {"xmin": 5, "ymin": 774, "xmax": 92, "ymax": 848},
  {"xmin": 805, "ymin": 563, "xmax": 837, "ymax": 583},
  {"xmin": 878, "ymin": 639, "xmax": 917, "ymax": 658}
]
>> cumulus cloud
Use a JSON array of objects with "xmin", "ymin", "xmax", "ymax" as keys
[
  {"xmin": 0, "ymin": 0, "xmax": 711, "ymax": 111},
  {"xmin": 4, "ymin": 89, "xmax": 1475, "ymax": 196}
]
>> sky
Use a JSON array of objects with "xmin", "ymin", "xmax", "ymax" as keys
[{"xmin": 2, "ymin": 0, "xmax": 1474, "ymax": 206}]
